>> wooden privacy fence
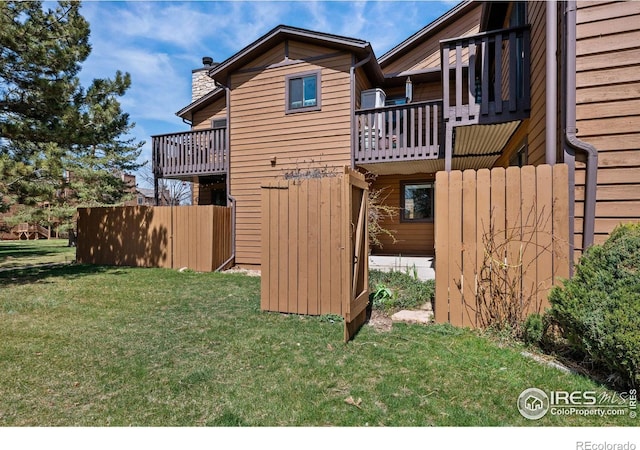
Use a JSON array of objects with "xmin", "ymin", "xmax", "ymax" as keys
[
  {"xmin": 434, "ymin": 164, "xmax": 570, "ymax": 328},
  {"xmin": 77, "ymin": 205, "xmax": 232, "ymax": 272},
  {"xmin": 261, "ymin": 167, "xmax": 369, "ymax": 342}
]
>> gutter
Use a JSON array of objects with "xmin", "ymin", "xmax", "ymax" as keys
[
  {"xmin": 215, "ymin": 194, "xmax": 236, "ymax": 271},
  {"xmin": 350, "ymin": 52, "xmax": 373, "ymax": 168},
  {"xmin": 546, "ymin": 0, "xmax": 558, "ymax": 165},
  {"xmin": 564, "ymin": 0, "xmax": 598, "ymax": 252},
  {"xmin": 213, "ymin": 76, "xmax": 236, "ymax": 271}
]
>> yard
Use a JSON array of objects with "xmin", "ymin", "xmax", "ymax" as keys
[
  {"xmin": 0, "ymin": 245, "xmax": 635, "ymax": 426},
  {"xmin": 0, "ymin": 239, "xmax": 76, "ymax": 269}
]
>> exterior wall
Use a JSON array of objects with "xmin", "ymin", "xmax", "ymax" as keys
[
  {"xmin": 354, "ymin": 65, "xmax": 372, "ymax": 109},
  {"xmin": 370, "ymin": 173, "xmax": 435, "ymax": 256},
  {"xmin": 381, "ymin": 3, "xmax": 482, "ymax": 74},
  {"xmin": 575, "ymin": 0, "xmax": 640, "ymax": 246},
  {"xmin": 192, "ymin": 96, "xmax": 227, "ymax": 130},
  {"xmin": 229, "ymin": 41, "xmax": 354, "ymax": 265},
  {"xmin": 524, "ymin": 1, "xmax": 547, "ymax": 166}
]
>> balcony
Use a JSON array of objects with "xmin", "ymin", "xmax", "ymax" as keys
[
  {"xmin": 354, "ymin": 100, "xmax": 442, "ymax": 165},
  {"xmin": 440, "ymin": 25, "xmax": 531, "ymax": 126},
  {"xmin": 152, "ymin": 128, "xmax": 227, "ymax": 179}
]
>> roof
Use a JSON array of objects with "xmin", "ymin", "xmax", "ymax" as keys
[
  {"xmin": 378, "ymin": 0, "xmax": 477, "ymax": 68},
  {"xmin": 207, "ymin": 24, "xmax": 381, "ymax": 84},
  {"xmin": 176, "ymin": 87, "xmax": 225, "ymax": 120}
]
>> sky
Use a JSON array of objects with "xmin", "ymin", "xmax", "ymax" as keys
[{"xmin": 77, "ymin": 1, "xmax": 460, "ymax": 187}]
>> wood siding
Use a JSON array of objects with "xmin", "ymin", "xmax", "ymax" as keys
[
  {"xmin": 382, "ymin": 3, "xmax": 482, "ymax": 74},
  {"xmin": 525, "ymin": 1, "xmax": 547, "ymax": 166},
  {"xmin": 230, "ymin": 41, "xmax": 354, "ymax": 265},
  {"xmin": 192, "ymin": 97, "xmax": 227, "ymax": 130},
  {"xmin": 370, "ymin": 173, "xmax": 435, "ymax": 256},
  {"xmin": 575, "ymin": 0, "xmax": 640, "ymax": 248}
]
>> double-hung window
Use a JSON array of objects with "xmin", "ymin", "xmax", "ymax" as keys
[
  {"xmin": 401, "ymin": 181, "xmax": 434, "ymax": 222},
  {"xmin": 286, "ymin": 71, "xmax": 321, "ymax": 113}
]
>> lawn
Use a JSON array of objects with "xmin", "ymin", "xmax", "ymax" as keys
[
  {"xmin": 0, "ymin": 239, "xmax": 75, "ymax": 269},
  {"xmin": 0, "ymin": 264, "xmax": 635, "ymax": 426}
]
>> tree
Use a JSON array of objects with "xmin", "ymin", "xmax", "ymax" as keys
[
  {"xmin": 0, "ymin": 1, "xmax": 143, "ymax": 225},
  {"xmin": 139, "ymin": 163, "xmax": 192, "ymax": 206}
]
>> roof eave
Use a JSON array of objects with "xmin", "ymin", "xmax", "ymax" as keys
[
  {"xmin": 175, "ymin": 86, "xmax": 225, "ymax": 120},
  {"xmin": 207, "ymin": 25, "xmax": 371, "ymax": 83}
]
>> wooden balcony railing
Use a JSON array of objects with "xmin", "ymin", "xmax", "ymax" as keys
[
  {"xmin": 152, "ymin": 128, "xmax": 227, "ymax": 178},
  {"xmin": 440, "ymin": 25, "xmax": 530, "ymax": 125},
  {"xmin": 354, "ymin": 100, "xmax": 442, "ymax": 165}
]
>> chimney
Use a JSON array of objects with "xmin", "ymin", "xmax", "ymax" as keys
[{"xmin": 191, "ymin": 56, "xmax": 218, "ymax": 102}]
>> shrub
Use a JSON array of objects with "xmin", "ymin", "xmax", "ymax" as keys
[
  {"xmin": 369, "ymin": 269, "xmax": 435, "ymax": 312},
  {"xmin": 548, "ymin": 223, "xmax": 640, "ymax": 388},
  {"xmin": 522, "ymin": 313, "xmax": 544, "ymax": 346}
]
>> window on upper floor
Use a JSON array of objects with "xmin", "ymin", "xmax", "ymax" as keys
[
  {"xmin": 285, "ymin": 71, "xmax": 321, "ymax": 114},
  {"xmin": 401, "ymin": 181, "xmax": 434, "ymax": 222}
]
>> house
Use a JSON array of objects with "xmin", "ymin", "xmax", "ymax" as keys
[
  {"xmin": 152, "ymin": 0, "xmax": 640, "ymax": 269},
  {"xmin": 122, "ymin": 173, "xmax": 171, "ymax": 206}
]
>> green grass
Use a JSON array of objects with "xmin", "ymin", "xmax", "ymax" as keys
[
  {"xmin": 0, "ymin": 265, "xmax": 635, "ymax": 426},
  {"xmin": 0, "ymin": 239, "xmax": 76, "ymax": 269},
  {"xmin": 369, "ymin": 269, "xmax": 435, "ymax": 312}
]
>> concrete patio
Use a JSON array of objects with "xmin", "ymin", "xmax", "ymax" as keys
[{"xmin": 368, "ymin": 255, "xmax": 435, "ymax": 281}]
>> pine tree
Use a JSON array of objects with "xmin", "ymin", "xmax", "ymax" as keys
[{"xmin": 0, "ymin": 1, "xmax": 143, "ymax": 228}]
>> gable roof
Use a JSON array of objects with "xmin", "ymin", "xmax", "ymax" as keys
[
  {"xmin": 177, "ymin": 25, "xmax": 385, "ymax": 120},
  {"xmin": 207, "ymin": 24, "xmax": 383, "ymax": 85},
  {"xmin": 378, "ymin": 0, "xmax": 477, "ymax": 68}
]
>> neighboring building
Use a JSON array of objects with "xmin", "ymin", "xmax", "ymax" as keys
[
  {"xmin": 122, "ymin": 174, "xmax": 170, "ymax": 206},
  {"xmin": 152, "ymin": 1, "xmax": 640, "ymax": 268}
]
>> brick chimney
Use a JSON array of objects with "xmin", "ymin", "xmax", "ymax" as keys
[{"xmin": 191, "ymin": 56, "xmax": 218, "ymax": 102}]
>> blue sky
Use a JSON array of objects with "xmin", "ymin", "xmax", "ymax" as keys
[{"xmin": 77, "ymin": 1, "xmax": 459, "ymax": 186}]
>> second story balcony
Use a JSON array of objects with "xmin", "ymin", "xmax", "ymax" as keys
[
  {"xmin": 440, "ymin": 25, "xmax": 531, "ymax": 126},
  {"xmin": 152, "ymin": 128, "xmax": 227, "ymax": 179},
  {"xmin": 354, "ymin": 100, "xmax": 442, "ymax": 166}
]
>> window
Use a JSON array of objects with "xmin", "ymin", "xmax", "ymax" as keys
[
  {"xmin": 401, "ymin": 182, "xmax": 434, "ymax": 222},
  {"xmin": 137, "ymin": 195, "xmax": 144, "ymax": 206},
  {"xmin": 509, "ymin": 139, "xmax": 529, "ymax": 167},
  {"xmin": 211, "ymin": 118, "xmax": 227, "ymax": 129},
  {"xmin": 286, "ymin": 71, "xmax": 321, "ymax": 113}
]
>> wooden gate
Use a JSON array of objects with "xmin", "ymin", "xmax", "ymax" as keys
[{"xmin": 261, "ymin": 167, "xmax": 369, "ymax": 342}]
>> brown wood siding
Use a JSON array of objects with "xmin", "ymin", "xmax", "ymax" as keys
[
  {"xmin": 355, "ymin": 66, "xmax": 372, "ymax": 109},
  {"xmin": 192, "ymin": 97, "xmax": 227, "ymax": 130},
  {"xmin": 369, "ymin": 173, "xmax": 435, "ymax": 255},
  {"xmin": 576, "ymin": 0, "xmax": 640, "ymax": 248},
  {"xmin": 525, "ymin": 1, "xmax": 546, "ymax": 166},
  {"xmin": 382, "ymin": 3, "xmax": 482, "ymax": 74},
  {"xmin": 230, "ymin": 42, "xmax": 354, "ymax": 265}
]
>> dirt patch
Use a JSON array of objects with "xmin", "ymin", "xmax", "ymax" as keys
[
  {"xmin": 367, "ymin": 310, "xmax": 393, "ymax": 332},
  {"xmin": 223, "ymin": 267, "xmax": 261, "ymax": 277}
]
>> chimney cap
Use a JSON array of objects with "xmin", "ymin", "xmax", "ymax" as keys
[{"xmin": 202, "ymin": 56, "xmax": 214, "ymax": 66}]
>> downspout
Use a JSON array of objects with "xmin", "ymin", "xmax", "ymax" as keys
[
  {"xmin": 546, "ymin": 0, "xmax": 558, "ymax": 165},
  {"xmin": 214, "ymin": 76, "xmax": 236, "ymax": 271},
  {"xmin": 565, "ymin": 0, "xmax": 598, "ymax": 252},
  {"xmin": 350, "ymin": 52, "xmax": 373, "ymax": 169}
]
